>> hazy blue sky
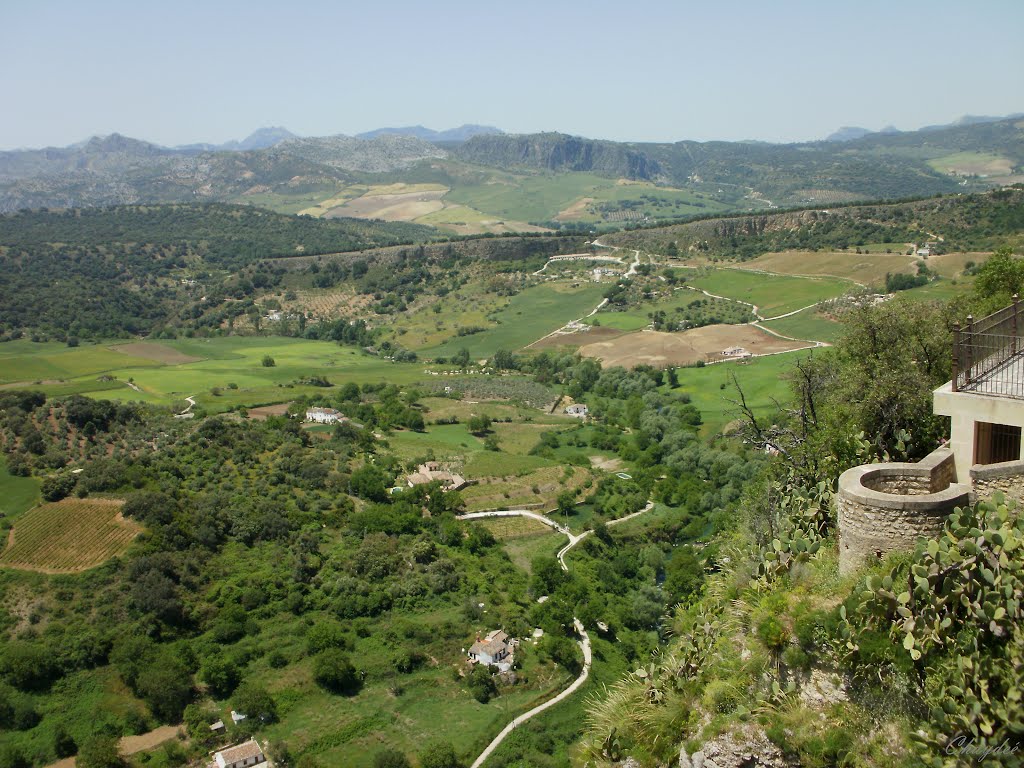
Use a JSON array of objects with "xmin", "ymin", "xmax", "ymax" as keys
[{"xmin": 2, "ymin": 0, "xmax": 1021, "ymax": 149}]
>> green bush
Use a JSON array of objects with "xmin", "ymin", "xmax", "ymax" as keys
[
  {"xmin": 306, "ymin": 620, "xmax": 351, "ymax": 654},
  {"xmin": 40, "ymin": 472, "xmax": 77, "ymax": 502},
  {"xmin": 781, "ymin": 644, "xmax": 811, "ymax": 671},
  {"xmin": 419, "ymin": 740, "xmax": 460, "ymax": 768},
  {"xmin": 312, "ymin": 649, "xmax": 360, "ymax": 694},
  {"xmin": 467, "ymin": 664, "xmax": 497, "ymax": 704},
  {"xmin": 373, "ymin": 748, "xmax": 411, "ymax": 768},
  {"xmin": 756, "ymin": 616, "xmax": 790, "ymax": 652},
  {"xmin": 77, "ymin": 734, "xmax": 124, "ymax": 768},
  {"xmin": 701, "ymin": 679, "xmax": 740, "ymax": 713}
]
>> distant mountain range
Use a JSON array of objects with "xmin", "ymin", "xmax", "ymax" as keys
[
  {"xmin": 355, "ymin": 124, "xmax": 503, "ymax": 142},
  {"xmin": 168, "ymin": 124, "xmax": 503, "ymax": 151},
  {"xmin": 0, "ymin": 117, "xmax": 1020, "ymax": 215},
  {"xmin": 175, "ymin": 126, "xmax": 299, "ymax": 152},
  {"xmin": 825, "ymin": 113, "xmax": 1024, "ymax": 142}
]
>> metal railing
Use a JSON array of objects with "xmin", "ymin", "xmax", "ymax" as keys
[{"xmin": 953, "ymin": 295, "xmax": 1024, "ymax": 398}]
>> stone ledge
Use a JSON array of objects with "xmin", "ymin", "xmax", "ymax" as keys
[
  {"xmin": 970, "ymin": 459, "xmax": 1024, "ymax": 481},
  {"xmin": 838, "ymin": 455, "xmax": 970, "ymax": 512}
]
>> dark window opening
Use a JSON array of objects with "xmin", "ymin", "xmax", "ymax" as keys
[{"xmin": 975, "ymin": 422, "xmax": 1022, "ymax": 465}]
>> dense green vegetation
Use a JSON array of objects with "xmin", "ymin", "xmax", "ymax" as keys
[
  {"xmin": 578, "ymin": 268, "xmax": 1024, "ymax": 768},
  {"xmin": 605, "ymin": 187, "xmax": 1024, "ymax": 260},
  {"xmin": 0, "ymin": 204, "xmax": 434, "ymax": 341},
  {"xmin": 0, "ymin": 330, "xmax": 772, "ymax": 768},
  {"xmin": 0, "ymin": 177, "xmax": 1021, "ymax": 768}
]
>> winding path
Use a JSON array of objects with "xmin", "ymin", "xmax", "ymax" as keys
[
  {"xmin": 526, "ymin": 247, "xmax": 641, "ymax": 348},
  {"xmin": 176, "ymin": 395, "xmax": 197, "ymax": 416},
  {"xmin": 458, "ymin": 501, "xmax": 654, "ymax": 768}
]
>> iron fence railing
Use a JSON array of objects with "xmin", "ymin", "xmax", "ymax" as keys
[{"xmin": 953, "ymin": 295, "xmax": 1024, "ymax": 398}]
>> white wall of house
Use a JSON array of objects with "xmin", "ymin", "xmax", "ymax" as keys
[{"xmin": 934, "ymin": 382, "xmax": 1024, "ymax": 480}]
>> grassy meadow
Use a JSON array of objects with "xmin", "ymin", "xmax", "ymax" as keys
[
  {"xmin": 689, "ymin": 269, "xmax": 851, "ymax": 318},
  {"xmin": 758, "ymin": 310, "xmax": 844, "ymax": 343},
  {"xmin": 0, "ymin": 337, "xmax": 432, "ymax": 413},
  {"xmin": 737, "ymin": 249, "xmax": 916, "ymax": 286},
  {"xmin": 673, "ymin": 349, "xmax": 819, "ymax": 436},
  {"xmin": 0, "ymin": 456, "xmax": 39, "ymax": 524},
  {"xmin": 595, "ymin": 287, "xmax": 755, "ymax": 332},
  {"xmin": 424, "ymin": 282, "xmax": 606, "ymax": 358}
]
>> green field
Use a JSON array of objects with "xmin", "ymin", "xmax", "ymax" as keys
[
  {"xmin": 0, "ymin": 456, "xmax": 40, "ymax": 524},
  {"xmin": 0, "ymin": 341, "xmax": 161, "ymax": 384},
  {"xmin": 228, "ymin": 185, "xmax": 344, "ymax": 215},
  {"xmin": 689, "ymin": 269, "xmax": 851, "ymax": 318},
  {"xmin": 446, "ymin": 173, "xmax": 621, "ymax": 223},
  {"xmin": 900, "ymin": 277, "xmax": 973, "ymax": 303},
  {"xmin": 927, "ymin": 151, "xmax": 1015, "ymax": 177},
  {"xmin": 445, "ymin": 172, "xmax": 729, "ymax": 224},
  {"xmin": 673, "ymin": 350, "xmax": 818, "ymax": 436},
  {"xmin": 595, "ymin": 287, "xmax": 755, "ymax": 332},
  {"xmin": 424, "ymin": 283, "xmax": 606, "ymax": 358},
  {"xmin": 758, "ymin": 310, "xmax": 844, "ymax": 344},
  {"xmin": 0, "ymin": 337, "xmax": 431, "ymax": 411}
]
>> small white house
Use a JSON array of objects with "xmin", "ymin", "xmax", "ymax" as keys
[
  {"xmin": 564, "ymin": 403, "xmax": 589, "ymax": 418},
  {"xmin": 213, "ymin": 739, "xmax": 265, "ymax": 768},
  {"xmin": 469, "ymin": 630, "xmax": 515, "ymax": 671},
  {"xmin": 305, "ymin": 407, "xmax": 343, "ymax": 424},
  {"xmin": 722, "ymin": 346, "xmax": 752, "ymax": 360}
]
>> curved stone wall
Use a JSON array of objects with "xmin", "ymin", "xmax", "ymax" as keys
[{"xmin": 837, "ymin": 448, "xmax": 970, "ymax": 575}]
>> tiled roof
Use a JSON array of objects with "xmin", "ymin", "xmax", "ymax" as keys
[{"xmin": 217, "ymin": 740, "xmax": 263, "ymax": 763}]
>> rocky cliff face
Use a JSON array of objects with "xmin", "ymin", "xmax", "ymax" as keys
[{"xmin": 453, "ymin": 133, "xmax": 662, "ymax": 180}]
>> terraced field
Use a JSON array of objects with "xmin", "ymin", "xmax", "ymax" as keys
[{"xmin": 0, "ymin": 498, "xmax": 141, "ymax": 573}]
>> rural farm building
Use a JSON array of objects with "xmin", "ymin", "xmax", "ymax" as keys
[
  {"xmin": 721, "ymin": 346, "xmax": 752, "ymax": 359},
  {"xmin": 564, "ymin": 403, "xmax": 589, "ymax": 417},
  {"xmin": 212, "ymin": 739, "xmax": 266, "ymax": 768},
  {"xmin": 406, "ymin": 461, "xmax": 469, "ymax": 491},
  {"xmin": 468, "ymin": 630, "xmax": 515, "ymax": 671},
  {"xmin": 305, "ymin": 407, "xmax": 344, "ymax": 424}
]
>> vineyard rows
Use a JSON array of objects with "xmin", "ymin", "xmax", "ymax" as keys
[{"xmin": 0, "ymin": 498, "xmax": 141, "ymax": 573}]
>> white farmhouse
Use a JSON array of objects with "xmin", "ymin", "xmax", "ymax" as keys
[
  {"xmin": 468, "ymin": 630, "xmax": 515, "ymax": 671},
  {"xmin": 564, "ymin": 403, "xmax": 589, "ymax": 418},
  {"xmin": 212, "ymin": 739, "xmax": 266, "ymax": 768},
  {"xmin": 305, "ymin": 407, "xmax": 343, "ymax": 424},
  {"xmin": 721, "ymin": 346, "xmax": 752, "ymax": 360}
]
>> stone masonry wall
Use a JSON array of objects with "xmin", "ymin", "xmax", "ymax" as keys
[
  {"xmin": 931, "ymin": 456, "xmax": 956, "ymax": 492},
  {"xmin": 837, "ymin": 494, "xmax": 959, "ymax": 575},
  {"xmin": 837, "ymin": 448, "xmax": 970, "ymax": 575},
  {"xmin": 862, "ymin": 475, "xmax": 931, "ymax": 495},
  {"xmin": 971, "ymin": 460, "xmax": 1024, "ymax": 505}
]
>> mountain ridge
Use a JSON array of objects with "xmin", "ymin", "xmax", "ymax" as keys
[
  {"xmin": 355, "ymin": 124, "xmax": 503, "ymax": 142},
  {"xmin": 0, "ymin": 118, "xmax": 1020, "ymax": 215}
]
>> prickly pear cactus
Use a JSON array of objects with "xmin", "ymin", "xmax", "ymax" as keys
[
  {"xmin": 846, "ymin": 494, "xmax": 1024, "ymax": 765},
  {"xmin": 757, "ymin": 477, "xmax": 830, "ymax": 584}
]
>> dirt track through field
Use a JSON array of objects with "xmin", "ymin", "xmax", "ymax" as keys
[{"xmin": 45, "ymin": 725, "xmax": 182, "ymax": 768}]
